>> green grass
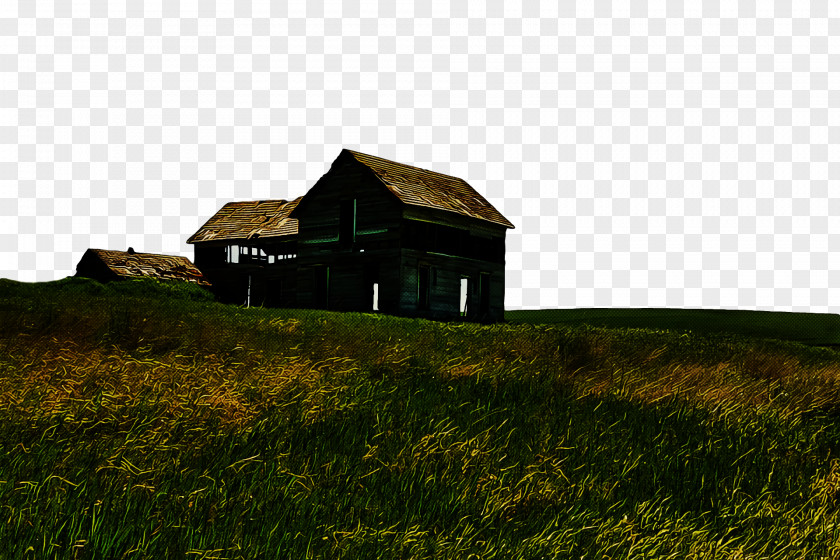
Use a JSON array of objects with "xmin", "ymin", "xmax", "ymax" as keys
[
  {"xmin": 2, "ymin": 277, "xmax": 840, "ymax": 558},
  {"xmin": 506, "ymin": 307, "xmax": 840, "ymax": 347}
]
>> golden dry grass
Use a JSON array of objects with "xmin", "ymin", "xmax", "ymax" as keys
[{"xmin": 1, "ymin": 278, "xmax": 840, "ymax": 558}]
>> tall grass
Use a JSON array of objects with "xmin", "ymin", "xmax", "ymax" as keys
[{"xmin": 1, "ymin": 278, "xmax": 840, "ymax": 558}]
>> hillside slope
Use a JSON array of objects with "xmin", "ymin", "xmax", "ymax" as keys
[
  {"xmin": 506, "ymin": 307, "xmax": 840, "ymax": 347},
  {"xmin": 2, "ymin": 278, "xmax": 840, "ymax": 558}
]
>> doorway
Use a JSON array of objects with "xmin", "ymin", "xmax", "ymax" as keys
[
  {"xmin": 479, "ymin": 272, "xmax": 490, "ymax": 317},
  {"xmin": 418, "ymin": 265, "xmax": 430, "ymax": 311},
  {"xmin": 314, "ymin": 266, "xmax": 329, "ymax": 309},
  {"xmin": 459, "ymin": 277, "xmax": 470, "ymax": 317}
]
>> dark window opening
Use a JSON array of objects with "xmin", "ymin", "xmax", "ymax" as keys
[
  {"xmin": 265, "ymin": 276, "xmax": 283, "ymax": 307},
  {"xmin": 418, "ymin": 265, "xmax": 430, "ymax": 310},
  {"xmin": 239, "ymin": 246, "xmax": 263, "ymax": 264},
  {"xmin": 401, "ymin": 220, "xmax": 504, "ymax": 263},
  {"xmin": 314, "ymin": 266, "xmax": 329, "ymax": 309},
  {"xmin": 195, "ymin": 246, "xmax": 226, "ymax": 267},
  {"xmin": 339, "ymin": 199, "xmax": 356, "ymax": 247},
  {"xmin": 479, "ymin": 272, "xmax": 490, "ymax": 317}
]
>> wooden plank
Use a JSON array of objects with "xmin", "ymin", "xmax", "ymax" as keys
[{"xmin": 402, "ymin": 206, "xmax": 508, "ymax": 237}]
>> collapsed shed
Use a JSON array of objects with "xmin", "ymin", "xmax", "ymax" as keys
[{"xmin": 75, "ymin": 248, "xmax": 211, "ymax": 286}]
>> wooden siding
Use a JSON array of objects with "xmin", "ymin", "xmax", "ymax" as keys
[
  {"xmin": 197, "ymin": 257, "xmax": 298, "ymax": 306},
  {"xmin": 75, "ymin": 251, "xmax": 121, "ymax": 283},
  {"xmin": 402, "ymin": 205, "xmax": 509, "ymax": 238},
  {"xmin": 295, "ymin": 253, "xmax": 401, "ymax": 312},
  {"xmin": 289, "ymin": 156, "xmax": 406, "ymax": 313},
  {"xmin": 398, "ymin": 249, "xmax": 505, "ymax": 322},
  {"xmin": 294, "ymin": 160, "xmax": 404, "ymax": 242},
  {"xmin": 401, "ymin": 219, "xmax": 505, "ymax": 264}
]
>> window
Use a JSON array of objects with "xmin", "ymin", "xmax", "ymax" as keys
[
  {"xmin": 229, "ymin": 244, "xmax": 239, "ymax": 264},
  {"xmin": 339, "ymin": 199, "xmax": 356, "ymax": 247},
  {"xmin": 240, "ymin": 246, "xmax": 253, "ymax": 263}
]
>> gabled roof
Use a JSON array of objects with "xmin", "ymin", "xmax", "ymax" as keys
[
  {"xmin": 187, "ymin": 197, "xmax": 301, "ymax": 244},
  {"xmin": 342, "ymin": 149, "xmax": 514, "ymax": 229},
  {"xmin": 81, "ymin": 249, "xmax": 211, "ymax": 285}
]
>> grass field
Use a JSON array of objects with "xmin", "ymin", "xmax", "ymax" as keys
[
  {"xmin": 2, "ymin": 277, "xmax": 840, "ymax": 558},
  {"xmin": 506, "ymin": 308, "xmax": 840, "ymax": 347}
]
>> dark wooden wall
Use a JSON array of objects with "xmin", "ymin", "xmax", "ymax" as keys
[
  {"xmin": 75, "ymin": 252, "xmax": 121, "ymax": 283},
  {"xmin": 294, "ymin": 153, "xmax": 404, "ymax": 242},
  {"xmin": 194, "ymin": 241, "xmax": 298, "ymax": 306},
  {"xmin": 398, "ymin": 249, "xmax": 506, "ymax": 322},
  {"xmin": 397, "ymin": 206, "xmax": 509, "ymax": 322},
  {"xmin": 292, "ymin": 153, "xmax": 404, "ymax": 312}
]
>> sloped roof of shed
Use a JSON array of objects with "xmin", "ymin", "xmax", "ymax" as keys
[
  {"xmin": 187, "ymin": 197, "xmax": 301, "ymax": 244},
  {"xmin": 343, "ymin": 150, "xmax": 514, "ymax": 229},
  {"xmin": 84, "ymin": 249, "xmax": 211, "ymax": 285}
]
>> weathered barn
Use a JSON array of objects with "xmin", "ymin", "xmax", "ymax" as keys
[
  {"xmin": 75, "ymin": 248, "xmax": 210, "ymax": 286},
  {"xmin": 188, "ymin": 149, "xmax": 514, "ymax": 321}
]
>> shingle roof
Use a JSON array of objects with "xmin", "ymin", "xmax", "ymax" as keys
[
  {"xmin": 187, "ymin": 197, "xmax": 301, "ymax": 244},
  {"xmin": 344, "ymin": 150, "xmax": 514, "ymax": 229},
  {"xmin": 84, "ymin": 249, "xmax": 211, "ymax": 285}
]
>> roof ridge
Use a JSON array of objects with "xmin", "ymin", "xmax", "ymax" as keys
[
  {"xmin": 91, "ymin": 248, "xmax": 190, "ymax": 258},
  {"xmin": 343, "ymin": 149, "xmax": 514, "ymax": 229},
  {"xmin": 224, "ymin": 197, "xmax": 292, "ymax": 205},
  {"xmin": 345, "ymin": 149, "xmax": 467, "ymax": 182}
]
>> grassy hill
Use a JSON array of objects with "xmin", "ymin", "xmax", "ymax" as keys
[
  {"xmin": 2, "ymin": 278, "xmax": 840, "ymax": 558},
  {"xmin": 506, "ymin": 308, "xmax": 840, "ymax": 347}
]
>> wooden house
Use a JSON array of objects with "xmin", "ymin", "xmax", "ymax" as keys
[
  {"xmin": 75, "ymin": 248, "xmax": 210, "ymax": 286},
  {"xmin": 188, "ymin": 149, "xmax": 514, "ymax": 321}
]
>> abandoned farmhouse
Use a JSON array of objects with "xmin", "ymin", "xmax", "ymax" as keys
[{"xmin": 77, "ymin": 149, "xmax": 515, "ymax": 322}]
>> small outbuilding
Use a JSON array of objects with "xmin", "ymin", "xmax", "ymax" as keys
[{"xmin": 75, "ymin": 248, "xmax": 211, "ymax": 286}]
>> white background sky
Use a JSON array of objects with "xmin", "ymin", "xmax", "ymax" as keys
[{"xmin": 2, "ymin": 1, "xmax": 839, "ymax": 312}]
